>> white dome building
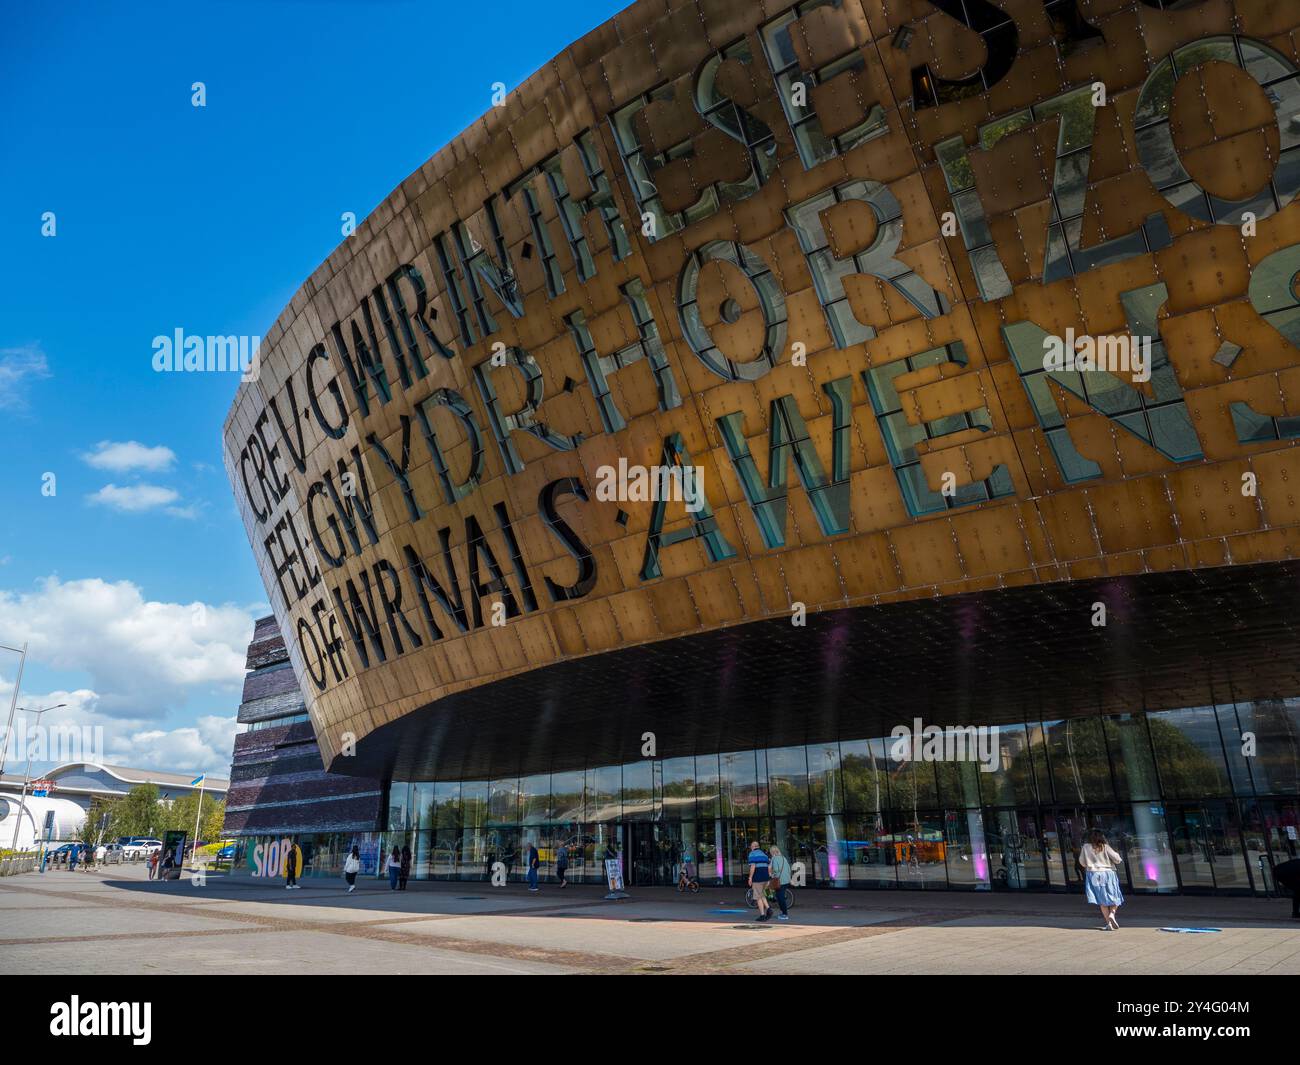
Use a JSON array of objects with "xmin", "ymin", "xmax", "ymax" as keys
[{"xmin": 0, "ymin": 792, "xmax": 86, "ymax": 850}]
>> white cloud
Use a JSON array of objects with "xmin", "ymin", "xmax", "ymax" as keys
[
  {"xmin": 0, "ymin": 684, "xmax": 238, "ymax": 779},
  {"xmin": 0, "ymin": 345, "xmax": 51, "ymax": 410},
  {"xmin": 0, "ymin": 576, "xmax": 257, "ymax": 720},
  {"xmin": 82, "ymin": 440, "xmax": 177, "ymax": 473},
  {"xmin": 87, "ymin": 483, "xmax": 181, "ymax": 512}
]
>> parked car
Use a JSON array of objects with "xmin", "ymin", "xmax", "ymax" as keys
[
  {"xmin": 217, "ymin": 843, "xmax": 236, "ymax": 860},
  {"xmin": 121, "ymin": 838, "xmax": 162, "ymax": 859}
]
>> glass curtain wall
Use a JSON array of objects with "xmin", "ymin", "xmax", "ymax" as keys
[{"xmin": 378, "ymin": 696, "xmax": 1300, "ymax": 896}]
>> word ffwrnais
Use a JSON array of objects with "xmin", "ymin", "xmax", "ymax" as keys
[{"xmin": 889, "ymin": 719, "xmax": 1001, "ymax": 772}]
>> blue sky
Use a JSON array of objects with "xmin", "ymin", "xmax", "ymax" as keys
[{"xmin": 0, "ymin": 0, "xmax": 629, "ymax": 776}]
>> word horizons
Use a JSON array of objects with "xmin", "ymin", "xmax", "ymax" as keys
[
  {"xmin": 888, "ymin": 719, "xmax": 1001, "ymax": 773},
  {"xmin": 49, "ymin": 997, "xmax": 151, "ymax": 1045},
  {"xmin": 229, "ymin": 14, "xmax": 1300, "ymax": 701},
  {"xmin": 1043, "ymin": 329, "xmax": 1152, "ymax": 383},
  {"xmin": 153, "ymin": 328, "xmax": 260, "ymax": 380}
]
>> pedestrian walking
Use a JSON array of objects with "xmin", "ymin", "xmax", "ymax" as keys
[
  {"xmin": 769, "ymin": 845, "xmax": 792, "ymax": 921},
  {"xmin": 69, "ymin": 845, "xmax": 79, "ymax": 872},
  {"xmin": 284, "ymin": 841, "xmax": 300, "ymax": 889},
  {"xmin": 386, "ymin": 846, "xmax": 401, "ymax": 890},
  {"xmin": 1273, "ymin": 857, "xmax": 1300, "ymax": 919},
  {"xmin": 747, "ymin": 841, "xmax": 771, "ymax": 921},
  {"xmin": 148, "ymin": 850, "xmax": 159, "ymax": 880},
  {"xmin": 399, "ymin": 844, "xmax": 412, "ymax": 890},
  {"xmin": 1079, "ymin": 829, "xmax": 1125, "ymax": 930},
  {"xmin": 555, "ymin": 842, "xmax": 569, "ymax": 888},
  {"xmin": 527, "ymin": 841, "xmax": 540, "ymax": 892},
  {"xmin": 344, "ymin": 846, "xmax": 361, "ymax": 894}
]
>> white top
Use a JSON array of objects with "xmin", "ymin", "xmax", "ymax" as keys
[
  {"xmin": 1079, "ymin": 842, "xmax": 1122, "ymax": 872},
  {"xmin": 343, "ymin": 855, "xmax": 360, "ymax": 873}
]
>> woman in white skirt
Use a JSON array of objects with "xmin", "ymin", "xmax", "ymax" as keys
[{"xmin": 1079, "ymin": 829, "xmax": 1125, "ymax": 930}]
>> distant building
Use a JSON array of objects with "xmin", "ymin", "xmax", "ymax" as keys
[
  {"xmin": 223, "ymin": 616, "xmax": 383, "ymax": 879},
  {"xmin": 0, "ymin": 763, "xmax": 227, "ymax": 849}
]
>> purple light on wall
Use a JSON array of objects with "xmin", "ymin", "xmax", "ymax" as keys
[
  {"xmin": 828, "ymin": 851, "xmax": 839, "ymax": 879},
  {"xmin": 716, "ymin": 853, "xmax": 724, "ymax": 879},
  {"xmin": 1145, "ymin": 861, "xmax": 1160, "ymax": 885}
]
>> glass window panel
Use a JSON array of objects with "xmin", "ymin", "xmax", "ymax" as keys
[
  {"xmin": 840, "ymin": 738, "xmax": 891, "ymax": 813},
  {"xmin": 487, "ymin": 778, "xmax": 519, "ymax": 826},
  {"xmin": 1041, "ymin": 716, "xmax": 1114, "ymax": 803},
  {"xmin": 519, "ymin": 772, "xmax": 550, "ymax": 825},
  {"xmin": 892, "ymin": 811, "xmax": 948, "ymax": 889},
  {"xmin": 766, "ymin": 745, "xmax": 810, "ymax": 815},
  {"xmin": 1148, "ymin": 707, "xmax": 1234, "ymax": 799},
  {"xmin": 887, "ymin": 751, "xmax": 940, "ymax": 810},
  {"xmin": 1236, "ymin": 699, "xmax": 1300, "ymax": 795},
  {"xmin": 460, "ymin": 781, "xmax": 489, "ymax": 830},
  {"xmin": 431, "ymin": 782, "xmax": 461, "ymax": 829},
  {"xmin": 585, "ymin": 765, "xmax": 621, "ymax": 822},
  {"xmin": 661, "ymin": 757, "xmax": 696, "ymax": 820},
  {"xmin": 840, "ymin": 813, "xmax": 896, "ymax": 887},
  {"xmin": 1104, "ymin": 713, "xmax": 1161, "ymax": 801},
  {"xmin": 720, "ymin": 750, "xmax": 760, "ymax": 817},
  {"xmin": 411, "ymin": 783, "xmax": 436, "ymax": 831},
  {"xmin": 386, "ymin": 781, "xmax": 412, "ymax": 831},
  {"xmin": 695, "ymin": 754, "xmax": 720, "ymax": 819},
  {"xmin": 936, "ymin": 756, "xmax": 983, "ymax": 809},
  {"xmin": 807, "ymin": 744, "xmax": 843, "ymax": 813},
  {"xmin": 945, "ymin": 808, "xmax": 992, "ymax": 889},
  {"xmin": 981, "ymin": 721, "xmax": 1042, "ymax": 805},
  {"xmin": 550, "ymin": 771, "xmax": 584, "ymax": 824},
  {"xmin": 622, "ymin": 761, "xmax": 655, "ymax": 821}
]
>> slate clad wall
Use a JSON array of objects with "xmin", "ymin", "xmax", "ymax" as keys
[{"xmin": 223, "ymin": 618, "xmax": 382, "ymax": 836}]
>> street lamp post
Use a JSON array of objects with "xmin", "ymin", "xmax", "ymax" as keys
[
  {"xmin": 0, "ymin": 641, "xmax": 29, "ymax": 780},
  {"xmin": 8, "ymin": 704, "xmax": 68, "ymax": 855}
]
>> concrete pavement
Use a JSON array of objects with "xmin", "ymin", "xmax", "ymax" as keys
[{"xmin": 1, "ymin": 865, "xmax": 1297, "ymax": 975}]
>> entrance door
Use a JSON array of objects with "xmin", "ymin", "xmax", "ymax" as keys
[{"xmin": 627, "ymin": 823, "xmax": 653, "ymax": 886}]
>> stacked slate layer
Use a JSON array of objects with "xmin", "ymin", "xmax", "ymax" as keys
[{"xmin": 223, "ymin": 616, "xmax": 382, "ymax": 836}]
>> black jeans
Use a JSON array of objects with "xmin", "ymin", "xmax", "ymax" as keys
[
  {"xmin": 774, "ymin": 884, "xmax": 788, "ymax": 916},
  {"xmin": 556, "ymin": 864, "xmax": 568, "ymax": 883}
]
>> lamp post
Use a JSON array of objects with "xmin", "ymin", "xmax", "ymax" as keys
[
  {"xmin": 8, "ymin": 704, "xmax": 67, "ymax": 855},
  {"xmin": 0, "ymin": 641, "xmax": 28, "ymax": 779}
]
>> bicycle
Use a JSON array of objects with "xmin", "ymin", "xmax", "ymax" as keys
[
  {"xmin": 676, "ymin": 865, "xmax": 700, "ymax": 893},
  {"xmin": 744, "ymin": 882, "xmax": 796, "ymax": 910}
]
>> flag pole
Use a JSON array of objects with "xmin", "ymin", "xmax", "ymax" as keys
[{"xmin": 190, "ymin": 775, "xmax": 205, "ymax": 871}]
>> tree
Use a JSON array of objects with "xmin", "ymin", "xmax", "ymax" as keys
[
  {"xmin": 108, "ymin": 783, "xmax": 162, "ymax": 840},
  {"xmin": 78, "ymin": 797, "xmax": 117, "ymax": 854}
]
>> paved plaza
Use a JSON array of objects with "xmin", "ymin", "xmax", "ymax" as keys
[{"xmin": 1, "ymin": 865, "xmax": 1297, "ymax": 975}]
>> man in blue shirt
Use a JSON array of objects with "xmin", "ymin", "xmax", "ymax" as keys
[{"xmin": 747, "ymin": 841, "xmax": 771, "ymax": 921}]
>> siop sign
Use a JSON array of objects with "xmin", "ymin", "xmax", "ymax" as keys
[{"xmin": 248, "ymin": 837, "xmax": 302, "ymax": 878}]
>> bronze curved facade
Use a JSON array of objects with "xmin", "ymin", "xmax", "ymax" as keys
[{"xmin": 224, "ymin": 0, "xmax": 1300, "ymax": 785}]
